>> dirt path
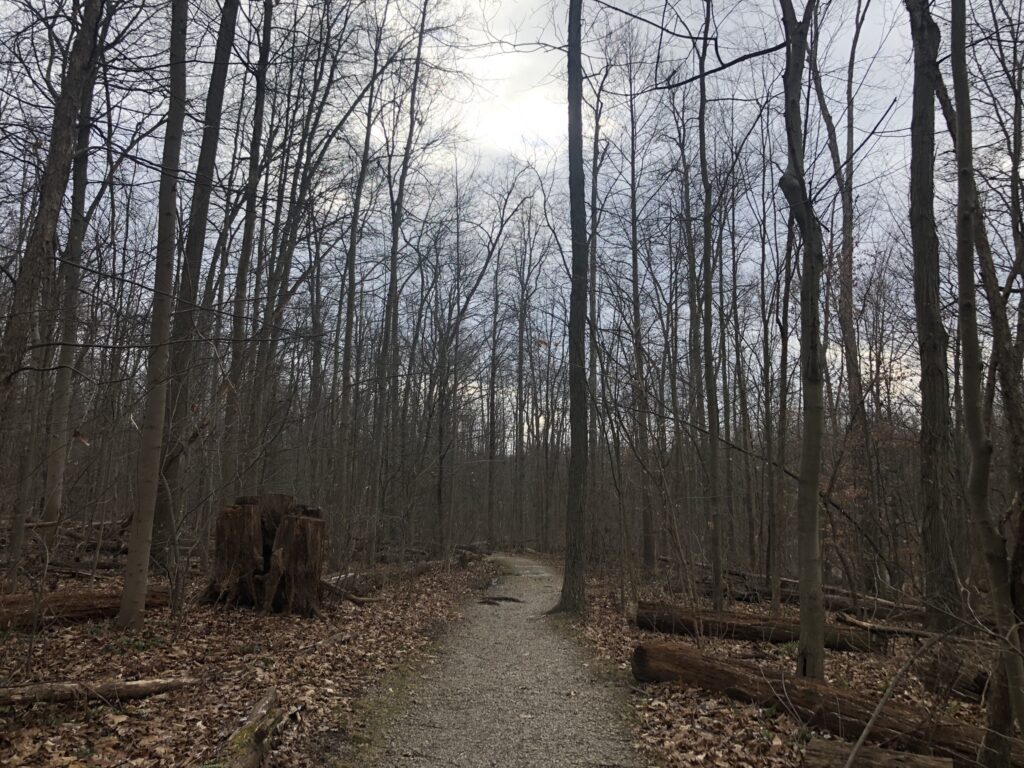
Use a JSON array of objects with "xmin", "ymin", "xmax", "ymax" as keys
[{"xmin": 369, "ymin": 555, "xmax": 648, "ymax": 767}]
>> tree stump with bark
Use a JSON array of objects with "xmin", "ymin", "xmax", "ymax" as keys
[
  {"xmin": 261, "ymin": 515, "xmax": 324, "ymax": 616},
  {"xmin": 202, "ymin": 494, "xmax": 324, "ymax": 616},
  {"xmin": 204, "ymin": 504, "xmax": 263, "ymax": 606}
]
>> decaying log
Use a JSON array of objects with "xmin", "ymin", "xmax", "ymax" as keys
[
  {"xmin": 688, "ymin": 566, "xmax": 925, "ymax": 622},
  {"xmin": 631, "ymin": 640, "xmax": 1021, "ymax": 766},
  {"xmin": 836, "ymin": 613, "xmax": 939, "ymax": 639},
  {"xmin": 0, "ymin": 587, "xmax": 170, "ymax": 630},
  {"xmin": 0, "ymin": 677, "xmax": 196, "ymax": 706},
  {"xmin": 802, "ymin": 738, "xmax": 953, "ymax": 767},
  {"xmin": 633, "ymin": 601, "xmax": 884, "ymax": 652},
  {"xmin": 260, "ymin": 515, "xmax": 324, "ymax": 616},
  {"xmin": 916, "ymin": 643, "xmax": 991, "ymax": 703},
  {"xmin": 218, "ymin": 690, "xmax": 284, "ymax": 768},
  {"xmin": 322, "ymin": 571, "xmax": 384, "ymax": 598}
]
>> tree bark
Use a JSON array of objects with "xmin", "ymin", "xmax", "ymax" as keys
[
  {"xmin": 0, "ymin": 0, "xmax": 103, "ymax": 418},
  {"xmin": 633, "ymin": 601, "xmax": 883, "ymax": 652},
  {"xmin": 556, "ymin": 0, "xmax": 588, "ymax": 613},
  {"xmin": 778, "ymin": 0, "xmax": 826, "ymax": 679},
  {"xmin": 117, "ymin": 0, "xmax": 187, "ymax": 630},
  {"xmin": 802, "ymin": 738, "xmax": 952, "ymax": 768}
]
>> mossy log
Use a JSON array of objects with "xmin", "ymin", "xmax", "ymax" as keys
[{"xmin": 218, "ymin": 690, "xmax": 284, "ymax": 768}]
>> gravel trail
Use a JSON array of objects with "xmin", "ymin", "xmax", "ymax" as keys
[{"xmin": 371, "ymin": 555, "xmax": 648, "ymax": 767}]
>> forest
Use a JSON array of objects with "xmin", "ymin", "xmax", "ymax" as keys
[{"xmin": 2, "ymin": 0, "xmax": 1024, "ymax": 765}]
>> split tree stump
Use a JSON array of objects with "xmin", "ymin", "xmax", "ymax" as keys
[{"xmin": 203, "ymin": 494, "xmax": 324, "ymax": 616}]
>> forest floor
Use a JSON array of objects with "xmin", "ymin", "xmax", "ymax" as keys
[
  {"xmin": 0, "ymin": 559, "xmax": 497, "ymax": 766},
  {"xmin": 347, "ymin": 554, "xmax": 648, "ymax": 768},
  {"xmin": 577, "ymin": 575, "xmax": 988, "ymax": 768},
  {"xmin": 2, "ymin": 556, "xmax": 989, "ymax": 767}
]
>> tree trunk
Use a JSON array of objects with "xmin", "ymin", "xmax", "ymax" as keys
[
  {"xmin": 778, "ymin": 0, "xmax": 826, "ymax": 679},
  {"xmin": 949, "ymin": 0, "xmax": 1024, "ymax": 731},
  {"xmin": 117, "ymin": 0, "xmax": 187, "ymax": 630},
  {"xmin": 0, "ymin": 0, "xmax": 103, "ymax": 418},
  {"xmin": 556, "ymin": 0, "xmax": 587, "ymax": 613},
  {"xmin": 904, "ymin": 0, "xmax": 964, "ymax": 633}
]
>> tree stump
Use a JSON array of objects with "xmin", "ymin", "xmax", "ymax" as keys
[
  {"xmin": 203, "ymin": 495, "xmax": 324, "ymax": 616},
  {"xmin": 203, "ymin": 505, "xmax": 262, "ymax": 606},
  {"xmin": 261, "ymin": 515, "xmax": 324, "ymax": 616}
]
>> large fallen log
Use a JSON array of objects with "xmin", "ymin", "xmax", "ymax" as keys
[
  {"xmin": 217, "ymin": 690, "xmax": 284, "ymax": 768},
  {"xmin": 633, "ymin": 601, "xmax": 884, "ymax": 653},
  {"xmin": 632, "ymin": 640, "xmax": 1021, "ymax": 767},
  {"xmin": 0, "ymin": 587, "xmax": 170, "ymax": 631},
  {"xmin": 802, "ymin": 738, "xmax": 953, "ymax": 767},
  {"xmin": 0, "ymin": 677, "xmax": 196, "ymax": 706}
]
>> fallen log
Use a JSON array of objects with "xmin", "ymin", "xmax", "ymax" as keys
[
  {"xmin": 0, "ymin": 677, "xmax": 196, "ymax": 706},
  {"xmin": 631, "ymin": 640, "xmax": 1021, "ymax": 767},
  {"xmin": 802, "ymin": 738, "xmax": 953, "ymax": 767},
  {"xmin": 836, "ymin": 613, "xmax": 939, "ymax": 639},
  {"xmin": 691, "ymin": 566, "xmax": 925, "ymax": 622},
  {"xmin": 0, "ymin": 587, "xmax": 170, "ymax": 631},
  {"xmin": 218, "ymin": 690, "xmax": 284, "ymax": 768},
  {"xmin": 322, "ymin": 571, "xmax": 384, "ymax": 599},
  {"xmin": 633, "ymin": 601, "xmax": 884, "ymax": 653},
  {"xmin": 916, "ymin": 643, "xmax": 991, "ymax": 703}
]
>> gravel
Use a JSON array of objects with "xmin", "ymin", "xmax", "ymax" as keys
[{"xmin": 371, "ymin": 555, "xmax": 649, "ymax": 767}]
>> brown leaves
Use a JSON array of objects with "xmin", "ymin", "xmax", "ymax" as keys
[{"xmin": 0, "ymin": 561, "xmax": 496, "ymax": 766}]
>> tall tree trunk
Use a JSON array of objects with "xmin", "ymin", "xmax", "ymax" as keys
[
  {"xmin": 627, "ymin": 82, "xmax": 654, "ymax": 575},
  {"xmin": 697, "ymin": 3, "xmax": 723, "ymax": 610},
  {"xmin": 904, "ymin": 0, "xmax": 964, "ymax": 631},
  {"xmin": 155, "ymin": 0, "xmax": 240, "ymax": 568},
  {"xmin": 949, "ymin": 0, "xmax": 1024, "ymax": 730},
  {"xmin": 40, "ymin": 66, "xmax": 99, "ymax": 547},
  {"xmin": 223, "ymin": 0, "xmax": 273, "ymax": 498},
  {"xmin": 117, "ymin": 0, "xmax": 187, "ymax": 629},
  {"xmin": 778, "ymin": 0, "xmax": 825, "ymax": 680},
  {"xmin": 0, "ymin": 0, "xmax": 103, "ymax": 421},
  {"xmin": 556, "ymin": 0, "xmax": 587, "ymax": 614}
]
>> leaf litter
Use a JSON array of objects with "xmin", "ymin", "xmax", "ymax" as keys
[{"xmin": 0, "ymin": 560, "xmax": 497, "ymax": 766}]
